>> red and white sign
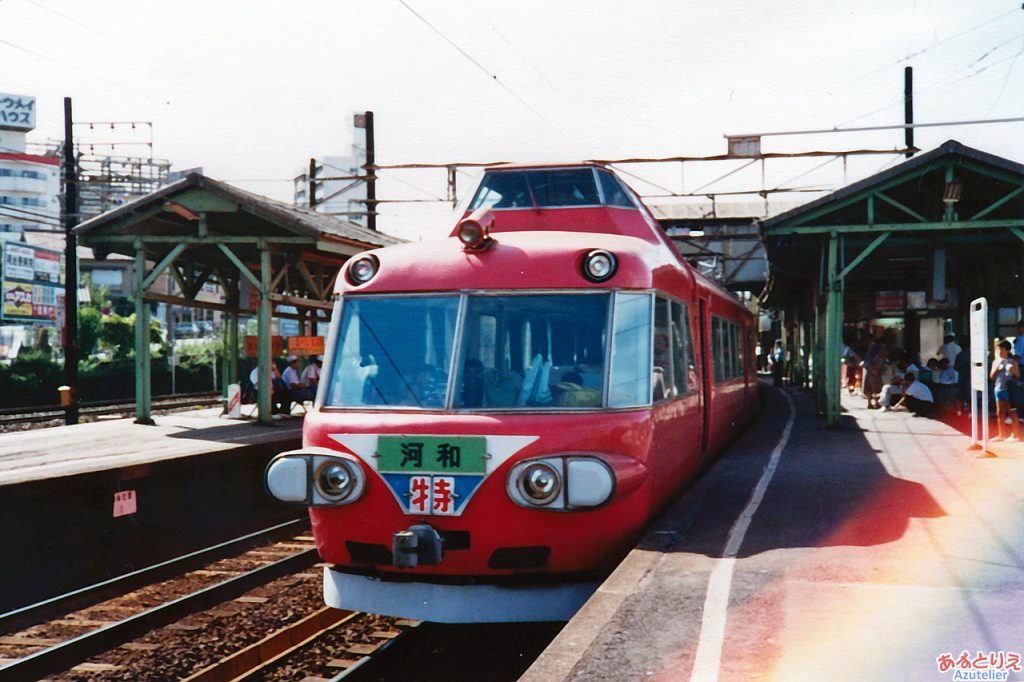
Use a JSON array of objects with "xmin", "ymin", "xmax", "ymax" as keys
[{"xmin": 113, "ymin": 490, "xmax": 138, "ymax": 518}]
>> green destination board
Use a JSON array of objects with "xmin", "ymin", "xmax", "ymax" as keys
[{"xmin": 377, "ymin": 435, "xmax": 487, "ymax": 474}]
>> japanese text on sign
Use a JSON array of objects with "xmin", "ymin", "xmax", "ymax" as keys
[
  {"xmin": 378, "ymin": 436, "xmax": 486, "ymax": 474},
  {"xmin": 0, "ymin": 93, "xmax": 36, "ymax": 131}
]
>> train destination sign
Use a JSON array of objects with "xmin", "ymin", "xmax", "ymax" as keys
[
  {"xmin": 377, "ymin": 435, "xmax": 488, "ymax": 516},
  {"xmin": 377, "ymin": 435, "xmax": 487, "ymax": 474}
]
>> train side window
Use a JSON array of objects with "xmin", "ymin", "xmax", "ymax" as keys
[
  {"xmin": 712, "ymin": 317, "xmax": 724, "ymax": 383},
  {"xmin": 671, "ymin": 301, "xmax": 693, "ymax": 394},
  {"xmin": 653, "ymin": 297, "xmax": 674, "ymax": 401},
  {"xmin": 726, "ymin": 322, "xmax": 737, "ymax": 379},
  {"xmin": 597, "ymin": 169, "xmax": 636, "ymax": 208},
  {"xmin": 610, "ymin": 292, "xmax": 652, "ymax": 407}
]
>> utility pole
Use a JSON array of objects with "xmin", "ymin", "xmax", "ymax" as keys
[
  {"xmin": 904, "ymin": 66, "xmax": 914, "ymax": 158},
  {"xmin": 62, "ymin": 97, "xmax": 80, "ymax": 425},
  {"xmin": 308, "ymin": 157, "xmax": 318, "ymax": 208},
  {"xmin": 364, "ymin": 110, "xmax": 377, "ymax": 231}
]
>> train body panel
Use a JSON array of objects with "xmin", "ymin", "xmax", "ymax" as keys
[{"xmin": 264, "ymin": 163, "xmax": 758, "ymax": 622}]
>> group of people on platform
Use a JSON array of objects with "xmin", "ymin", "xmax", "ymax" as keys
[
  {"xmin": 841, "ymin": 321, "xmax": 1024, "ymax": 441},
  {"xmin": 247, "ymin": 354, "xmax": 322, "ymax": 415},
  {"xmin": 847, "ymin": 335, "xmax": 963, "ymax": 418}
]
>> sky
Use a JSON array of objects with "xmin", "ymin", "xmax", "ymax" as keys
[{"xmin": 2, "ymin": 0, "xmax": 1023, "ymax": 241}]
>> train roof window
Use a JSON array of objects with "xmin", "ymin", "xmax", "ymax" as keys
[
  {"xmin": 597, "ymin": 169, "xmax": 636, "ymax": 208},
  {"xmin": 469, "ymin": 168, "xmax": 612, "ymax": 210}
]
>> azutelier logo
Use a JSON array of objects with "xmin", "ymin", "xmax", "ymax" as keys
[{"xmin": 936, "ymin": 651, "xmax": 1021, "ymax": 680}]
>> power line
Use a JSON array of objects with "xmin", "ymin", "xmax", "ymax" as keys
[
  {"xmin": 18, "ymin": 0, "xmax": 135, "ymax": 48},
  {"xmin": 0, "ymin": 37, "xmax": 169, "ymax": 105},
  {"xmin": 0, "ymin": 203, "xmax": 61, "ymax": 222},
  {"xmin": 395, "ymin": 0, "xmax": 561, "ymax": 130},
  {"xmin": 837, "ymin": 31, "xmax": 1024, "ymax": 127},
  {"xmin": 825, "ymin": 5, "xmax": 1022, "ymax": 95},
  {"xmin": 0, "ymin": 208, "xmax": 61, "ymax": 226}
]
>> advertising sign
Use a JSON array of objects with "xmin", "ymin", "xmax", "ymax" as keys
[
  {"xmin": 288, "ymin": 336, "xmax": 325, "ymax": 356},
  {"xmin": 244, "ymin": 335, "xmax": 284, "ymax": 358},
  {"xmin": 875, "ymin": 290, "xmax": 905, "ymax": 313},
  {"xmin": 0, "ymin": 93, "xmax": 36, "ymax": 132},
  {"xmin": 1, "ymin": 241, "xmax": 65, "ymax": 322}
]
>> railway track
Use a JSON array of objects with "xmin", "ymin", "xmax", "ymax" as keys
[
  {"xmin": 0, "ymin": 391, "xmax": 225, "ymax": 430},
  {"xmin": 0, "ymin": 519, "xmax": 407, "ymax": 681}
]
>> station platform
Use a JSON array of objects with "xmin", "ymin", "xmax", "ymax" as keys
[
  {"xmin": 0, "ymin": 408, "xmax": 302, "ymax": 487},
  {"xmin": 0, "ymin": 408, "xmax": 303, "ymax": 611},
  {"xmin": 524, "ymin": 385, "xmax": 1024, "ymax": 681}
]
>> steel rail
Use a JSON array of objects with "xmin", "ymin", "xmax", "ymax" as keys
[
  {"xmin": 0, "ymin": 547, "xmax": 319, "ymax": 681},
  {"xmin": 0, "ymin": 518, "xmax": 307, "ymax": 635},
  {"xmin": 183, "ymin": 607, "xmax": 361, "ymax": 682},
  {"xmin": 0, "ymin": 391, "xmax": 223, "ymax": 424}
]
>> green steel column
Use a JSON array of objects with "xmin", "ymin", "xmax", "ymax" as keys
[
  {"xmin": 133, "ymin": 242, "xmax": 153, "ymax": 424},
  {"xmin": 227, "ymin": 308, "xmax": 239, "ymax": 388},
  {"xmin": 258, "ymin": 244, "xmax": 273, "ymax": 424},
  {"xmin": 813, "ymin": 304, "xmax": 825, "ymax": 405},
  {"xmin": 825, "ymin": 234, "xmax": 842, "ymax": 426}
]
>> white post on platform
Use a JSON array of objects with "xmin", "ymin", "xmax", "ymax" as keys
[{"xmin": 968, "ymin": 297, "xmax": 990, "ymax": 454}]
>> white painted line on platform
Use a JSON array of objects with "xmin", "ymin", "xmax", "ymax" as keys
[{"xmin": 690, "ymin": 389, "xmax": 795, "ymax": 682}]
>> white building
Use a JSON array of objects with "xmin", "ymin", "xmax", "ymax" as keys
[
  {"xmin": 0, "ymin": 93, "xmax": 60, "ymax": 235},
  {"xmin": 294, "ymin": 113, "xmax": 368, "ymax": 226}
]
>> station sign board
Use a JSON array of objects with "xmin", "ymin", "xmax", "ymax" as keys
[
  {"xmin": 875, "ymin": 290, "xmax": 905, "ymax": 313},
  {"xmin": 244, "ymin": 335, "xmax": 284, "ymax": 357},
  {"xmin": 0, "ymin": 93, "xmax": 36, "ymax": 132},
  {"xmin": 288, "ymin": 336, "xmax": 324, "ymax": 356},
  {"xmin": 1, "ymin": 240, "xmax": 64, "ymax": 322}
]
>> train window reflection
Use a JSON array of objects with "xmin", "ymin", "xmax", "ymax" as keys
[
  {"xmin": 468, "ymin": 169, "xmax": 605, "ymax": 210},
  {"xmin": 326, "ymin": 296, "xmax": 459, "ymax": 408},
  {"xmin": 597, "ymin": 169, "xmax": 636, "ymax": 207},
  {"xmin": 454, "ymin": 294, "xmax": 610, "ymax": 409},
  {"xmin": 609, "ymin": 293, "xmax": 652, "ymax": 407}
]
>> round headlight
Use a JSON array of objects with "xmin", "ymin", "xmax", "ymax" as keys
[
  {"xmin": 347, "ymin": 255, "xmax": 379, "ymax": 285},
  {"xmin": 458, "ymin": 221, "xmax": 484, "ymax": 247},
  {"xmin": 315, "ymin": 460, "xmax": 356, "ymax": 501},
  {"xmin": 517, "ymin": 462, "xmax": 561, "ymax": 505},
  {"xmin": 582, "ymin": 249, "xmax": 617, "ymax": 282}
]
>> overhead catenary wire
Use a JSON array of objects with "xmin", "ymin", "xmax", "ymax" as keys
[
  {"xmin": 824, "ymin": 5, "xmax": 1023, "ymax": 95},
  {"xmin": 18, "ymin": 0, "xmax": 137, "ymax": 49},
  {"xmin": 837, "ymin": 31, "xmax": 1024, "ymax": 127},
  {"xmin": 0, "ymin": 208, "xmax": 61, "ymax": 226},
  {"xmin": 394, "ymin": 0, "xmax": 563, "ymax": 131},
  {"xmin": 0, "ymin": 203, "xmax": 62, "ymax": 222}
]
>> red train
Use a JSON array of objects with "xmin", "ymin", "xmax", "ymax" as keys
[{"xmin": 265, "ymin": 163, "xmax": 757, "ymax": 622}]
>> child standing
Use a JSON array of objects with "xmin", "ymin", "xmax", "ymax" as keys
[{"xmin": 990, "ymin": 340, "xmax": 1021, "ymax": 442}]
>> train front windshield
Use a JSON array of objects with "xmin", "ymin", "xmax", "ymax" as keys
[{"xmin": 324, "ymin": 292, "xmax": 653, "ymax": 410}]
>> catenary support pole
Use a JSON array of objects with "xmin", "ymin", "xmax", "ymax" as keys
[
  {"xmin": 904, "ymin": 66, "xmax": 914, "ymax": 158},
  {"xmin": 133, "ymin": 241, "xmax": 154, "ymax": 424},
  {"xmin": 365, "ymin": 111, "xmax": 377, "ymax": 231},
  {"xmin": 258, "ymin": 244, "xmax": 273, "ymax": 424},
  {"xmin": 825, "ymin": 234, "xmax": 842, "ymax": 426},
  {"xmin": 62, "ymin": 97, "xmax": 80, "ymax": 425}
]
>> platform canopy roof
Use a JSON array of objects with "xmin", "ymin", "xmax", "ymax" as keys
[
  {"xmin": 73, "ymin": 171, "xmax": 404, "ymax": 425},
  {"xmin": 759, "ymin": 139, "xmax": 1024, "ymax": 427},
  {"xmin": 760, "ymin": 139, "xmax": 1024, "ymax": 307}
]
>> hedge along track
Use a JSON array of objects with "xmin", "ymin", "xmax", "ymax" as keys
[{"xmin": 0, "ymin": 519, "xmax": 335, "ymax": 681}]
